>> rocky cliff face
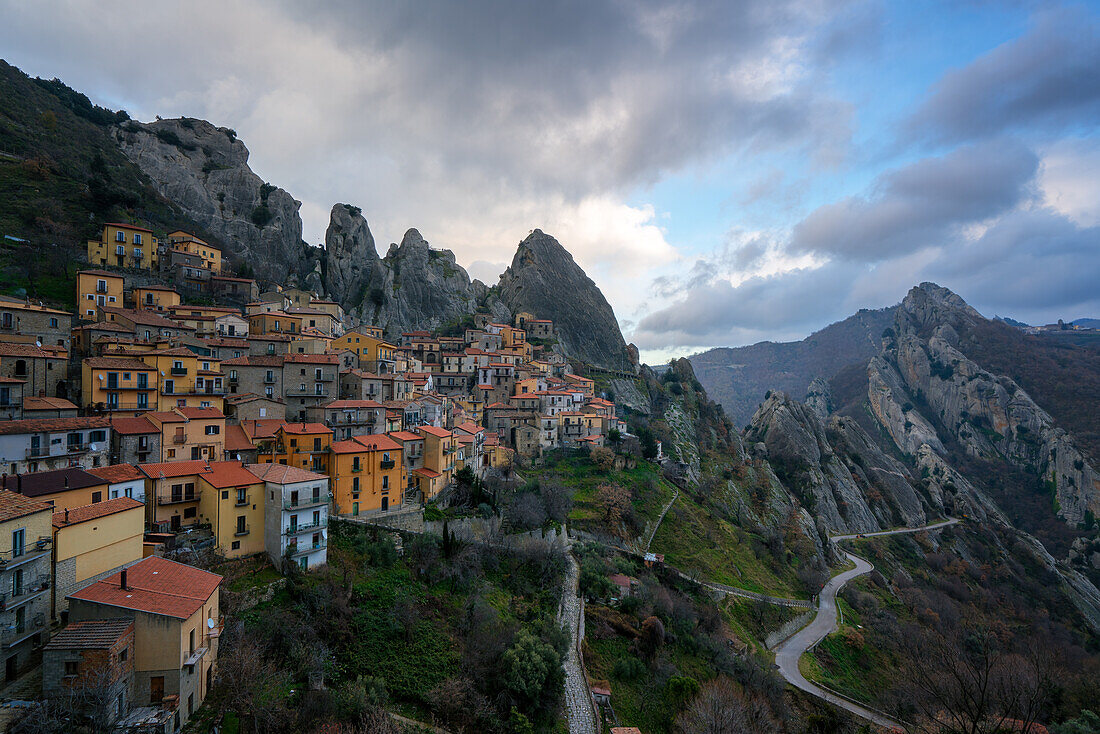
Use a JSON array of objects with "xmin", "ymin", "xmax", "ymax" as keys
[
  {"xmin": 367, "ymin": 229, "xmax": 505, "ymax": 335},
  {"xmin": 321, "ymin": 203, "xmax": 385, "ymax": 315},
  {"xmin": 114, "ymin": 118, "xmax": 312, "ymax": 282},
  {"xmin": 872, "ymin": 283, "xmax": 1100, "ymax": 527},
  {"xmin": 496, "ymin": 230, "xmax": 628, "ymax": 371},
  {"xmin": 745, "ymin": 392, "xmax": 929, "ymax": 533}
]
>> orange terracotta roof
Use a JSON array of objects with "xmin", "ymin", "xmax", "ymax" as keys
[
  {"xmin": 0, "ymin": 488, "xmax": 53, "ymax": 523},
  {"xmin": 54, "ymin": 497, "xmax": 143, "ymax": 528},
  {"xmin": 43, "ymin": 619, "xmax": 133, "ymax": 650},
  {"xmin": 387, "ymin": 431, "xmax": 422, "ymax": 442},
  {"xmin": 0, "ymin": 416, "xmax": 110, "ymax": 436},
  {"xmin": 414, "ymin": 468, "xmax": 442, "ymax": 478},
  {"xmin": 110, "ymin": 416, "xmax": 158, "ymax": 435},
  {"xmin": 240, "ymin": 419, "xmax": 288, "ymax": 439},
  {"xmin": 22, "ymin": 396, "xmax": 78, "ymax": 411},
  {"xmin": 245, "ymin": 463, "xmax": 327, "ymax": 484},
  {"xmin": 87, "ymin": 464, "xmax": 144, "ymax": 484},
  {"xmin": 224, "ymin": 425, "xmax": 256, "ymax": 453},
  {"xmin": 417, "ymin": 425, "xmax": 451, "ymax": 438},
  {"xmin": 200, "ymin": 461, "xmax": 262, "ymax": 488},
  {"xmin": 84, "ymin": 356, "xmax": 157, "ymax": 370},
  {"xmin": 68, "ymin": 556, "xmax": 221, "ymax": 620},
  {"xmin": 138, "ymin": 460, "xmax": 212, "ymax": 480},
  {"xmin": 353, "ymin": 434, "xmax": 402, "ymax": 451},
  {"xmin": 280, "ymin": 422, "xmax": 330, "ymax": 435}
]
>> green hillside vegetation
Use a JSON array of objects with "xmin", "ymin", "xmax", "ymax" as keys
[
  {"xmin": 575, "ymin": 543, "xmax": 789, "ymax": 733},
  {"xmin": 198, "ymin": 521, "xmax": 569, "ymax": 733},
  {"xmin": 803, "ymin": 526, "xmax": 1100, "ymax": 729},
  {"xmin": 0, "ymin": 60, "xmax": 222, "ymax": 306}
]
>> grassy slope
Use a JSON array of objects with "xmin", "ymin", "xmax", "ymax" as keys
[{"xmin": 0, "ymin": 60, "xmax": 224, "ymax": 307}]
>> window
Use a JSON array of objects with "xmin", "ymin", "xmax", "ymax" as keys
[
  {"xmin": 133, "ymin": 233, "xmax": 142, "ymax": 245},
  {"xmin": 183, "ymin": 507, "xmax": 197, "ymax": 518},
  {"xmin": 313, "ymin": 437, "xmax": 321, "ymax": 451},
  {"xmin": 12, "ymin": 568, "xmax": 24, "ymax": 597},
  {"xmin": 14, "ymin": 528, "xmax": 27, "ymax": 559},
  {"xmin": 116, "ymin": 230, "xmax": 126, "ymax": 242},
  {"xmin": 231, "ymin": 540, "xmax": 240, "ymax": 550},
  {"xmin": 352, "ymin": 477, "xmax": 359, "ymax": 492},
  {"xmin": 205, "ymin": 425, "xmax": 220, "ymax": 435},
  {"xmin": 49, "ymin": 317, "xmax": 58, "ymax": 328},
  {"xmin": 236, "ymin": 488, "xmax": 247, "ymax": 505},
  {"xmin": 91, "ymin": 491, "xmax": 102, "ymax": 503},
  {"xmin": 119, "ymin": 648, "xmax": 127, "ymax": 662},
  {"xmin": 64, "ymin": 661, "xmax": 79, "ymax": 677},
  {"xmin": 236, "ymin": 516, "xmax": 247, "ymax": 534}
]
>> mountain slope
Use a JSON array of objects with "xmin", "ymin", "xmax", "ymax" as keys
[{"xmin": 690, "ymin": 307, "xmax": 895, "ymax": 426}]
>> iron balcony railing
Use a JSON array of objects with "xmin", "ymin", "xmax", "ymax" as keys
[
  {"xmin": 170, "ymin": 367, "xmax": 188, "ymax": 376},
  {"xmin": 234, "ymin": 524, "xmax": 250, "ymax": 537},
  {"xmin": 1, "ymin": 613, "xmax": 45, "ymax": 648},
  {"xmin": 0, "ymin": 540, "xmax": 52, "ymax": 568},
  {"xmin": 284, "ymin": 519, "xmax": 327, "ymax": 535},
  {"xmin": 158, "ymin": 492, "xmax": 197, "ymax": 505},
  {"xmin": 380, "ymin": 460, "xmax": 396, "ymax": 470},
  {"xmin": 283, "ymin": 493, "xmax": 331, "ymax": 510}
]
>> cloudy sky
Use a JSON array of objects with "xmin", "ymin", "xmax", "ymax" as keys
[{"xmin": 3, "ymin": 0, "xmax": 1099, "ymax": 362}]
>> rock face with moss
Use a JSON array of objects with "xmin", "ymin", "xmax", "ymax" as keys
[
  {"xmin": 369, "ymin": 228, "xmax": 502, "ymax": 335},
  {"xmin": 322, "ymin": 203, "xmax": 385, "ymax": 316},
  {"xmin": 114, "ymin": 117, "xmax": 312, "ymax": 282},
  {"xmin": 871, "ymin": 283, "xmax": 1100, "ymax": 526},
  {"xmin": 496, "ymin": 229, "xmax": 629, "ymax": 371}
]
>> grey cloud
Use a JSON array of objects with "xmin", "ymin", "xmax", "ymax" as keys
[
  {"xmin": 905, "ymin": 8, "xmax": 1100, "ymax": 145},
  {"xmin": 790, "ymin": 140, "xmax": 1037, "ymax": 260}
]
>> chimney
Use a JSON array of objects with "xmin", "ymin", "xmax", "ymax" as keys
[
  {"xmin": 16, "ymin": 474, "xmax": 22, "ymax": 494},
  {"xmin": 64, "ymin": 508, "xmax": 69, "ymax": 524},
  {"xmin": 120, "ymin": 568, "xmax": 128, "ymax": 590},
  {"xmin": 64, "ymin": 475, "xmax": 69, "ymax": 489}
]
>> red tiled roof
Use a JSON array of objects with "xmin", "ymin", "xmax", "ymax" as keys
[
  {"xmin": 0, "ymin": 342, "xmax": 53, "ymax": 358},
  {"xmin": 200, "ymin": 461, "xmax": 262, "ymax": 488},
  {"xmin": 414, "ymin": 468, "xmax": 442, "ymax": 478},
  {"xmin": 68, "ymin": 556, "xmax": 221, "ymax": 620},
  {"xmin": 284, "ymin": 353, "xmax": 338, "ymax": 364},
  {"xmin": 22, "ymin": 396, "xmax": 78, "ymax": 411},
  {"xmin": 87, "ymin": 463, "xmax": 144, "ymax": 484},
  {"xmin": 0, "ymin": 488, "xmax": 53, "ymax": 523},
  {"xmin": 103, "ymin": 222, "xmax": 153, "ymax": 232},
  {"xmin": 353, "ymin": 434, "xmax": 401, "ymax": 451},
  {"xmin": 387, "ymin": 431, "xmax": 422, "ymax": 442},
  {"xmin": 54, "ymin": 497, "xmax": 143, "ymax": 528},
  {"xmin": 0, "ymin": 416, "xmax": 110, "ymax": 436},
  {"xmin": 84, "ymin": 356, "xmax": 157, "ymax": 370},
  {"xmin": 224, "ymin": 425, "xmax": 255, "ymax": 453},
  {"xmin": 110, "ymin": 416, "xmax": 158, "ymax": 435},
  {"xmin": 221, "ymin": 355, "xmax": 284, "ymax": 366},
  {"xmin": 280, "ymin": 422, "xmax": 330, "ymax": 435},
  {"xmin": 453, "ymin": 421, "xmax": 481, "ymax": 434},
  {"xmin": 138, "ymin": 460, "xmax": 212, "ymax": 480},
  {"xmin": 43, "ymin": 619, "xmax": 133, "ymax": 650},
  {"xmin": 246, "ymin": 463, "xmax": 327, "ymax": 484},
  {"xmin": 417, "ymin": 425, "xmax": 451, "ymax": 438},
  {"xmin": 240, "ymin": 419, "xmax": 288, "ymax": 439}
]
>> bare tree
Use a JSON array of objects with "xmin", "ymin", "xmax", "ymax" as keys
[
  {"xmin": 903, "ymin": 625, "xmax": 1056, "ymax": 734},
  {"xmin": 676, "ymin": 676, "xmax": 776, "ymax": 734}
]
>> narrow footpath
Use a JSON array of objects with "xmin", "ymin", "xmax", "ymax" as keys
[
  {"xmin": 773, "ymin": 518, "xmax": 959, "ymax": 731},
  {"xmin": 560, "ymin": 549, "xmax": 597, "ymax": 734}
]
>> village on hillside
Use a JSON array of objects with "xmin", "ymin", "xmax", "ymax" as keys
[{"xmin": 0, "ymin": 223, "xmax": 633, "ymax": 731}]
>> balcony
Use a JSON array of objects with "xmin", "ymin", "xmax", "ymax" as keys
[
  {"xmin": 170, "ymin": 367, "xmax": 188, "ymax": 376},
  {"xmin": 288, "ymin": 540, "xmax": 326, "ymax": 556},
  {"xmin": 234, "ymin": 524, "xmax": 250, "ymax": 537},
  {"xmin": 284, "ymin": 519, "xmax": 326, "ymax": 535},
  {"xmin": 234, "ymin": 494, "xmax": 250, "ymax": 507},
  {"xmin": 0, "ymin": 541, "xmax": 51, "ymax": 570},
  {"xmin": 95, "ymin": 284, "xmax": 109, "ymax": 294},
  {"xmin": 313, "ymin": 373, "xmax": 335, "ymax": 382},
  {"xmin": 380, "ymin": 460, "xmax": 396, "ymax": 470},
  {"xmin": 1, "ymin": 613, "xmax": 45, "ymax": 648},
  {"xmin": 172, "ymin": 434, "xmax": 187, "ymax": 444},
  {"xmin": 263, "ymin": 375, "xmax": 277, "ymax": 384},
  {"xmin": 283, "ymin": 493, "xmax": 331, "ymax": 510},
  {"xmin": 158, "ymin": 493, "xmax": 197, "ymax": 505},
  {"xmin": 25, "ymin": 445, "xmax": 49, "ymax": 458},
  {"xmin": 0, "ymin": 575, "xmax": 51, "ymax": 611}
]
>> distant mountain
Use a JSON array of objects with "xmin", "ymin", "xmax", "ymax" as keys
[
  {"xmin": 995, "ymin": 315, "xmax": 1029, "ymax": 327},
  {"xmin": 689, "ymin": 307, "xmax": 896, "ymax": 425},
  {"xmin": 1074, "ymin": 318, "xmax": 1100, "ymax": 329}
]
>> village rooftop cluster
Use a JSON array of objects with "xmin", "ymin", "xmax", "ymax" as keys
[{"xmin": 0, "ymin": 223, "xmax": 628, "ymax": 731}]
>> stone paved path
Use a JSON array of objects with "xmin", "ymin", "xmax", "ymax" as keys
[{"xmin": 560, "ymin": 549, "xmax": 597, "ymax": 734}]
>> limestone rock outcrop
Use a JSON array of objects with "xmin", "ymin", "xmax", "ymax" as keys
[
  {"xmin": 114, "ymin": 118, "xmax": 311, "ymax": 282},
  {"xmin": 496, "ymin": 230, "xmax": 628, "ymax": 371}
]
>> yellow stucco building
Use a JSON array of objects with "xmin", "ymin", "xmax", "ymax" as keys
[
  {"xmin": 86, "ymin": 224, "xmax": 159, "ymax": 270},
  {"xmin": 51, "ymin": 497, "xmax": 144, "ymax": 619},
  {"xmin": 76, "ymin": 270, "xmax": 123, "ymax": 320},
  {"xmin": 329, "ymin": 433, "xmax": 405, "ymax": 516},
  {"xmin": 196, "ymin": 462, "xmax": 265, "ymax": 558}
]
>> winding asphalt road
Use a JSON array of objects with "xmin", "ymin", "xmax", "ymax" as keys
[{"xmin": 773, "ymin": 518, "xmax": 959, "ymax": 731}]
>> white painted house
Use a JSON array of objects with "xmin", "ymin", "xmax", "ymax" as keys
[{"xmin": 247, "ymin": 464, "xmax": 329, "ymax": 571}]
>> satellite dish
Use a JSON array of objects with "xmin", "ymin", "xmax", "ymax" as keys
[
  {"xmin": 35, "ymin": 340, "xmax": 41, "ymax": 347},
  {"xmin": 235, "ymin": 454, "xmax": 241, "ymax": 461},
  {"xmin": 207, "ymin": 618, "xmax": 215, "ymax": 630},
  {"xmin": 89, "ymin": 443, "xmax": 98, "ymax": 452}
]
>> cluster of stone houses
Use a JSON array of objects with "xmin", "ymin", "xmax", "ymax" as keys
[{"xmin": 0, "ymin": 222, "xmax": 630, "ymax": 730}]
